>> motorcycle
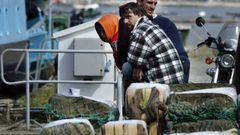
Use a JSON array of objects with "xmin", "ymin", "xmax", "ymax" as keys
[{"xmin": 195, "ymin": 17, "xmax": 240, "ymax": 84}]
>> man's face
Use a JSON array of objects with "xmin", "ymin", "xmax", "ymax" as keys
[
  {"xmin": 138, "ymin": 0, "xmax": 157, "ymax": 16},
  {"xmin": 123, "ymin": 11, "xmax": 140, "ymax": 30}
]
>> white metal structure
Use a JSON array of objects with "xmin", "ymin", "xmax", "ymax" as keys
[
  {"xmin": 53, "ymin": 18, "xmax": 119, "ymax": 102},
  {"xmin": 53, "ymin": 18, "xmax": 124, "ymax": 120}
]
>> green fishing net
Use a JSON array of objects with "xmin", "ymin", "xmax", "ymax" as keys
[
  {"xmin": 165, "ymin": 119, "xmax": 239, "ymax": 134},
  {"xmin": 43, "ymin": 95, "xmax": 119, "ymax": 132},
  {"xmin": 167, "ymin": 93, "xmax": 237, "ymax": 123}
]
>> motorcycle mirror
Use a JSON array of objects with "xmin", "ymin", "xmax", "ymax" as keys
[{"xmin": 196, "ymin": 17, "xmax": 205, "ymax": 27}]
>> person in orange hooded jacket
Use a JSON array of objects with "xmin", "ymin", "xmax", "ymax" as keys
[{"xmin": 95, "ymin": 14, "xmax": 123, "ymax": 70}]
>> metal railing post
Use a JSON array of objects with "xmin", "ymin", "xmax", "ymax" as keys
[
  {"xmin": 117, "ymin": 73, "xmax": 123, "ymax": 120},
  {"xmin": 25, "ymin": 49, "xmax": 30, "ymax": 130}
]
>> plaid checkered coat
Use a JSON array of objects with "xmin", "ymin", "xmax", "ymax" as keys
[{"xmin": 128, "ymin": 16, "xmax": 184, "ymax": 84}]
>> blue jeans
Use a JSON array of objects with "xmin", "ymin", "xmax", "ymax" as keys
[
  {"xmin": 122, "ymin": 62, "xmax": 133, "ymax": 92},
  {"xmin": 122, "ymin": 56, "xmax": 190, "ymax": 84},
  {"xmin": 122, "ymin": 62, "xmax": 133, "ymax": 79},
  {"xmin": 122, "ymin": 62, "xmax": 148, "ymax": 82}
]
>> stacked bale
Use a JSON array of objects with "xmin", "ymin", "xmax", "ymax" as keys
[
  {"xmin": 165, "ymin": 84, "xmax": 239, "ymax": 134},
  {"xmin": 125, "ymin": 83, "xmax": 170, "ymax": 135},
  {"xmin": 44, "ymin": 94, "xmax": 119, "ymax": 132},
  {"xmin": 19, "ymin": 83, "xmax": 57, "ymax": 108},
  {"xmin": 100, "ymin": 120, "xmax": 148, "ymax": 135},
  {"xmin": 169, "ymin": 83, "xmax": 233, "ymax": 92},
  {"xmin": 167, "ymin": 128, "xmax": 238, "ymax": 135},
  {"xmin": 40, "ymin": 118, "xmax": 95, "ymax": 135}
]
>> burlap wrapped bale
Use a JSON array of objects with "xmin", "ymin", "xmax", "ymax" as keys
[
  {"xmin": 126, "ymin": 87, "xmax": 166, "ymax": 121},
  {"xmin": 166, "ymin": 129, "xmax": 239, "ymax": 135},
  {"xmin": 44, "ymin": 94, "xmax": 119, "ymax": 131},
  {"xmin": 101, "ymin": 120, "xmax": 148, "ymax": 135},
  {"xmin": 126, "ymin": 83, "xmax": 170, "ymax": 135},
  {"xmin": 40, "ymin": 118, "xmax": 94, "ymax": 135},
  {"xmin": 126, "ymin": 83, "xmax": 170, "ymax": 120},
  {"xmin": 167, "ymin": 87, "xmax": 237, "ymax": 123},
  {"xmin": 13, "ymin": 83, "xmax": 57, "ymax": 123},
  {"xmin": 165, "ymin": 120, "xmax": 238, "ymax": 134}
]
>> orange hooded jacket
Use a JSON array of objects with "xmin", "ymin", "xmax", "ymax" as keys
[{"xmin": 96, "ymin": 14, "xmax": 122, "ymax": 69}]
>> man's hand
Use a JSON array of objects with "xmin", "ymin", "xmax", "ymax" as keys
[{"xmin": 133, "ymin": 68, "xmax": 144, "ymax": 81}]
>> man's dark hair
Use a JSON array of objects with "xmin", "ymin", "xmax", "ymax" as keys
[{"xmin": 119, "ymin": 2, "xmax": 146, "ymax": 18}]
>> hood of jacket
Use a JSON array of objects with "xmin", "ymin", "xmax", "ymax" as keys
[{"xmin": 97, "ymin": 14, "xmax": 119, "ymax": 42}]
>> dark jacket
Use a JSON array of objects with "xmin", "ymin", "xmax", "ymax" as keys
[{"xmin": 117, "ymin": 18, "xmax": 131, "ymax": 67}]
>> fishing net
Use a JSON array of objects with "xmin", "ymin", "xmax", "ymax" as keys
[
  {"xmin": 167, "ymin": 93, "xmax": 237, "ymax": 123},
  {"xmin": 43, "ymin": 95, "xmax": 119, "ymax": 132},
  {"xmin": 165, "ymin": 120, "xmax": 238, "ymax": 134},
  {"xmin": 164, "ymin": 85, "xmax": 239, "ymax": 133}
]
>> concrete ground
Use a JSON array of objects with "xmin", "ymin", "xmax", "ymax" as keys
[{"xmin": 186, "ymin": 45, "xmax": 214, "ymax": 83}]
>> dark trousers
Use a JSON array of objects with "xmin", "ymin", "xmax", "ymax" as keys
[{"xmin": 180, "ymin": 55, "xmax": 190, "ymax": 83}]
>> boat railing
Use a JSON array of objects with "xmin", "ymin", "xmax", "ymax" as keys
[{"xmin": 0, "ymin": 48, "xmax": 123, "ymax": 130}]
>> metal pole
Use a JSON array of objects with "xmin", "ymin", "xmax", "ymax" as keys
[
  {"xmin": 26, "ymin": 50, "xmax": 30, "ymax": 130},
  {"xmin": 48, "ymin": 0, "xmax": 53, "ymax": 49},
  {"xmin": 117, "ymin": 73, "xmax": 123, "ymax": 120}
]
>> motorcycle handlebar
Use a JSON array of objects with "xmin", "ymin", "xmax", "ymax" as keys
[
  {"xmin": 197, "ymin": 42, "xmax": 206, "ymax": 48},
  {"xmin": 197, "ymin": 37, "xmax": 216, "ymax": 48}
]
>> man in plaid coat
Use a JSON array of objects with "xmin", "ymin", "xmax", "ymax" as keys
[{"xmin": 119, "ymin": 2, "xmax": 184, "ymax": 84}]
